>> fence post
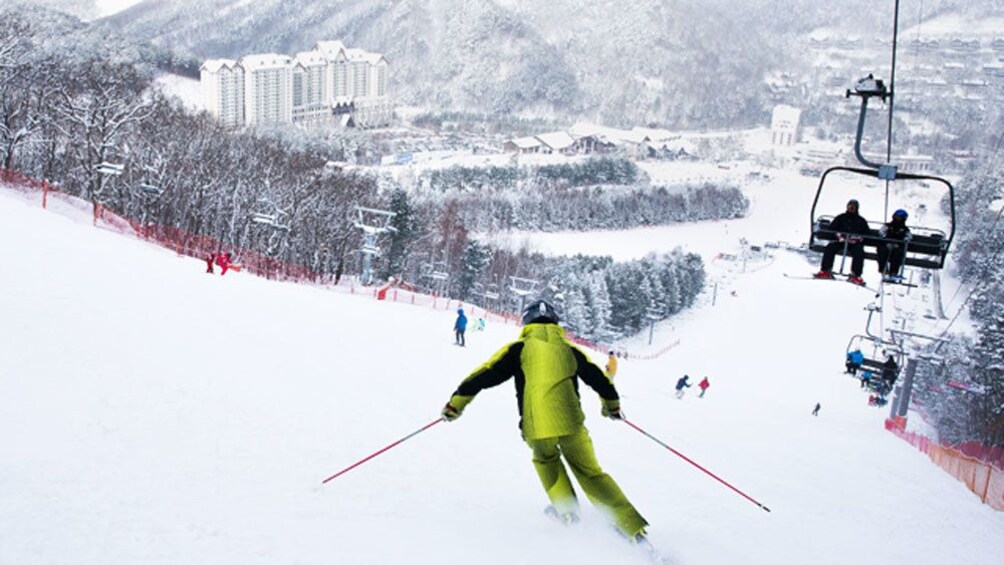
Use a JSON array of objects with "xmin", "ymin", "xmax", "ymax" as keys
[{"xmin": 42, "ymin": 180, "xmax": 48, "ymax": 209}]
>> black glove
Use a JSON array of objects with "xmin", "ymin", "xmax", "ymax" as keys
[{"xmin": 441, "ymin": 403, "xmax": 462, "ymax": 422}]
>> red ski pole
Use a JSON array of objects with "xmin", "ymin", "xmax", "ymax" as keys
[
  {"xmin": 322, "ymin": 417, "xmax": 445, "ymax": 484},
  {"xmin": 622, "ymin": 418, "xmax": 771, "ymax": 513}
]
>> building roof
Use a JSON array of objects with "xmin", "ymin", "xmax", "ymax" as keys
[
  {"xmin": 631, "ymin": 126, "xmax": 676, "ymax": 142},
  {"xmin": 344, "ymin": 48, "xmax": 387, "ymax": 65},
  {"xmin": 507, "ymin": 136, "xmax": 542, "ymax": 149},
  {"xmin": 535, "ymin": 131, "xmax": 575, "ymax": 150},
  {"xmin": 293, "ymin": 51, "xmax": 327, "ymax": 66},
  {"xmin": 200, "ymin": 59, "xmax": 239, "ymax": 73},
  {"xmin": 314, "ymin": 41, "xmax": 347, "ymax": 58},
  {"xmin": 568, "ymin": 122, "xmax": 649, "ymax": 145},
  {"xmin": 240, "ymin": 54, "xmax": 292, "ymax": 70}
]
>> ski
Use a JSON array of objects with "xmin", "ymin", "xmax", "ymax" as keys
[
  {"xmin": 783, "ymin": 273, "xmax": 881, "ymax": 295},
  {"xmin": 543, "ymin": 505, "xmax": 580, "ymax": 526},
  {"xmin": 881, "ymin": 277, "xmax": 919, "ymax": 289}
]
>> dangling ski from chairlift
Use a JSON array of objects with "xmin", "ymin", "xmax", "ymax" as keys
[{"xmin": 783, "ymin": 272, "xmax": 881, "ymax": 295}]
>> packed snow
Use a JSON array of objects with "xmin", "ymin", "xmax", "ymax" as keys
[{"xmin": 1, "ymin": 174, "xmax": 1002, "ymax": 564}]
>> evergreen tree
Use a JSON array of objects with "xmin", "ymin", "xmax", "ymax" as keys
[
  {"xmin": 456, "ymin": 240, "xmax": 491, "ymax": 300},
  {"xmin": 380, "ymin": 188, "xmax": 417, "ymax": 281},
  {"xmin": 584, "ymin": 271, "xmax": 614, "ymax": 342}
]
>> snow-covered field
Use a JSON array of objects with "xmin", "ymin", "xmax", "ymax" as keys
[
  {"xmin": 155, "ymin": 73, "xmax": 202, "ymax": 113},
  {"xmin": 1, "ymin": 175, "xmax": 1002, "ymax": 564}
]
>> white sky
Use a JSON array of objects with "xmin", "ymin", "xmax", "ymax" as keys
[{"xmin": 1, "ymin": 165, "xmax": 1001, "ymax": 564}]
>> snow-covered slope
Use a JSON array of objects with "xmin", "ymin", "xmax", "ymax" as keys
[{"xmin": 1, "ymin": 186, "xmax": 1002, "ymax": 564}]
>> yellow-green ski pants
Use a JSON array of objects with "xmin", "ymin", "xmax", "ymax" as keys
[{"xmin": 526, "ymin": 427, "xmax": 647, "ymax": 537}]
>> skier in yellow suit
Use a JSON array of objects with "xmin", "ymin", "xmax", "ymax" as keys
[
  {"xmin": 606, "ymin": 351, "xmax": 618, "ymax": 379},
  {"xmin": 441, "ymin": 300, "xmax": 648, "ymax": 542}
]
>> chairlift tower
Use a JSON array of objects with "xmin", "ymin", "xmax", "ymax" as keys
[
  {"xmin": 251, "ymin": 197, "xmax": 291, "ymax": 232},
  {"xmin": 354, "ymin": 206, "xmax": 396, "ymax": 286},
  {"xmin": 508, "ymin": 276, "xmax": 540, "ymax": 313}
]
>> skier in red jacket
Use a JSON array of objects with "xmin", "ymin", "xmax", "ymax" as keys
[
  {"xmin": 698, "ymin": 377, "xmax": 710, "ymax": 398},
  {"xmin": 216, "ymin": 252, "xmax": 233, "ymax": 276}
]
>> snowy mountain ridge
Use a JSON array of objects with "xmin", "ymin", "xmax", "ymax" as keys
[{"xmin": 89, "ymin": 0, "xmax": 1002, "ymax": 128}]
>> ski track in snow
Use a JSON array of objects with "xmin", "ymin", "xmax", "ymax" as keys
[{"xmin": 1, "ymin": 168, "xmax": 1002, "ymax": 565}]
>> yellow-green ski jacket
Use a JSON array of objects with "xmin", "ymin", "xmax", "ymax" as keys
[{"xmin": 448, "ymin": 323, "xmax": 619, "ymax": 440}]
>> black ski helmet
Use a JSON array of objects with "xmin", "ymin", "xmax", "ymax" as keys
[{"xmin": 521, "ymin": 299, "xmax": 560, "ymax": 326}]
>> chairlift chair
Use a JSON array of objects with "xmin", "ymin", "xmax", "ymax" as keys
[
  {"xmin": 808, "ymin": 73, "xmax": 956, "ymax": 271},
  {"xmin": 138, "ymin": 183, "xmax": 163, "ymax": 196},
  {"xmin": 95, "ymin": 162, "xmax": 124, "ymax": 176},
  {"xmin": 251, "ymin": 212, "xmax": 278, "ymax": 225},
  {"xmin": 846, "ymin": 334, "xmax": 903, "ymax": 371}
]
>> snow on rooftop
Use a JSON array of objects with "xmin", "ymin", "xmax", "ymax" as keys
[
  {"xmin": 240, "ymin": 53, "xmax": 292, "ymax": 69},
  {"xmin": 509, "ymin": 136, "xmax": 542, "ymax": 149},
  {"xmin": 535, "ymin": 131, "xmax": 575, "ymax": 150},
  {"xmin": 314, "ymin": 40, "xmax": 347, "ymax": 56},
  {"xmin": 200, "ymin": 59, "xmax": 238, "ymax": 73},
  {"xmin": 293, "ymin": 51, "xmax": 327, "ymax": 66}
]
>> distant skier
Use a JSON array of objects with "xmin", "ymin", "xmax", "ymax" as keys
[
  {"xmin": 812, "ymin": 403, "xmax": 821, "ymax": 417},
  {"xmin": 698, "ymin": 377, "xmax": 710, "ymax": 398},
  {"xmin": 439, "ymin": 299, "xmax": 649, "ymax": 542},
  {"xmin": 216, "ymin": 252, "xmax": 233, "ymax": 276},
  {"xmin": 845, "ymin": 349, "xmax": 864, "ymax": 375},
  {"xmin": 813, "ymin": 199, "xmax": 872, "ymax": 286},
  {"xmin": 675, "ymin": 375, "xmax": 692, "ymax": 399},
  {"xmin": 476, "ymin": 317, "xmax": 486, "ymax": 332},
  {"xmin": 454, "ymin": 307, "xmax": 468, "ymax": 346},
  {"xmin": 606, "ymin": 351, "xmax": 618, "ymax": 379},
  {"xmin": 205, "ymin": 254, "xmax": 215, "ymax": 274}
]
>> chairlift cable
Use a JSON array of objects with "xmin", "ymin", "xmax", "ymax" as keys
[
  {"xmin": 875, "ymin": 0, "xmax": 904, "ymax": 343},
  {"xmin": 881, "ymin": 0, "xmax": 902, "ymax": 222}
]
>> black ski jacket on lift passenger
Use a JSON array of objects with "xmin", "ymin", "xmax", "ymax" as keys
[{"xmin": 827, "ymin": 211, "xmax": 872, "ymax": 238}]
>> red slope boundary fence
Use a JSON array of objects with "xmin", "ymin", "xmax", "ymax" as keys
[
  {"xmin": 885, "ymin": 419, "xmax": 1004, "ymax": 511},
  {"xmin": 2, "ymin": 167, "xmax": 680, "ymax": 361}
]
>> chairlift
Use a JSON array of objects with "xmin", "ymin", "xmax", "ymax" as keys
[
  {"xmin": 808, "ymin": 72, "xmax": 956, "ymax": 271},
  {"xmin": 508, "ymin": 276, "xmax": 540, "ymax": 297},
  {"xmin": 138, "ymin": 183, "xmax": 163, "ymax": 196},
  {"xmin": 354, "ymin": 206, "xmax": 396, "ymax": 234},
  {"xmin": 95, "ymin": 162, "xmax": 124, "ymax": 176},
  {"xmin": 252, "ymin": 212, "xmax": 278, "ymax": 225},
  {"xmin": 846, "ymin": 334, "xmax": 903, "ymax": 371}
]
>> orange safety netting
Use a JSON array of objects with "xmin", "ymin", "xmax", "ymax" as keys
[{"xmin": 886, "ymin": 419, "xmax": 1004, "ymax": 511}]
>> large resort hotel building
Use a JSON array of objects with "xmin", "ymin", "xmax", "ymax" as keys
[{"xmin": 200, "ymin": 41, "xmax": 391, "ymax": 129}]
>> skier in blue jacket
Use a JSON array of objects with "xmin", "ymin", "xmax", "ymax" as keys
[
  {"xmin": 846, "ymin": 349, "xmax": 864, "ymax": 375},
  {"xmin": 675, "ymin": 375, "xmax": 692, "ymax": 399},
  {"xmin": 454, "ymin": 307, "xmax": 468, "ymax": 346}
]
